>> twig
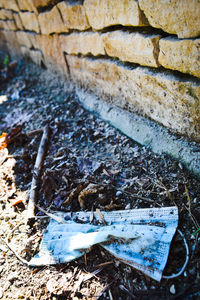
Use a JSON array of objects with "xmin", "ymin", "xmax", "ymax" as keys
[
  {"xmin": 184, "ymin": 204, "xmax": 199, "ymax": 229},
  {"xmin": 0, "ymin": 222, "xmax": 30, "ymax": 266},
  {"xmin": 96, "ymin": 208, "xmax": 106, "ymax": 225},
  {"xmin": 27, "ymin": 125, "xmax": 49, "ymax": 220},
  {"xmin": 185, "ymin": 184, "xmax": 191, "ymax": 212},
  {"xmin": 95, "ymin": 261, "xmax": 113, "ymax": 268},
  {"xmin": 119, "ymin": 285, "xmax": 137, "ymax": 299},
  {"xmin": 162, "ymin": 229, "xmax": 189, "ymax": 279},
  {"xmin": 26, "ymin": 128, "xmax": 44, "ymax": 137},
  {"xmin": 185, "ymin": 185, "xmax": 199, "ymax": 229},
  {"xmin": 157, "ymin": 180, "xmax": 174, "ymax": 201},
  {"xmin": 96, "ymin": 283, "xmax": 112, "ymax": 299},
  {"xmin": 108, "ymin": 289, "xmax": 113, "ymax": 300},
  {"xmin": 36, "ymin": 205, "xmax": 65, "ymax": 223}
]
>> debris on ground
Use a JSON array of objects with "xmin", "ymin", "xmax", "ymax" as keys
[{"xmin": 0, "ymin": 57, "xmax": 200, "ymax": 299}]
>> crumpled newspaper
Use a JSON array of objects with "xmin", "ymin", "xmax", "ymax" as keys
[{"xmin": 30, "ymin": 206, "xmax": 178, "ymax": 281}]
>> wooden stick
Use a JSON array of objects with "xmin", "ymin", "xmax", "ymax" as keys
[
  {"xmin": 26, "ymin": 128, "xmax": 44, "ymax": 137},
  {"xmin": 27, "ymin": 125, "xmax": 49, "ymax": 220}
]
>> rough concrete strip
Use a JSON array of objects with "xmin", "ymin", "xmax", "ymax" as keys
[{"xmin": 76, "ymin": 89, "xmax": 200, "ymax": 177}]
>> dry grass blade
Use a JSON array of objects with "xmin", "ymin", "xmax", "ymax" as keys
[
  {"xmin": 185, "ymin": 185, "xmax": 199, "ymax": 229},
  {"xmin": 36, "ymin": 205, "xmax": 65, "ymax": 223},
  {"xmin": 0, "ymin": 222, "xmax": 30, "ymax": 266},
  {"xmin": 185, "ymin": 184, "xmax": 191, "ymax": 212},
  {"xmin": 119, "ymin": 285, "xmax": 137, "ymax": 299},
  {"xmin": 96, "ymin": 208, "xmax": 106, "ymax": 225}
]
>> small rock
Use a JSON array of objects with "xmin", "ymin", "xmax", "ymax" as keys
[
  {"xmin": 26, "ymin": 97, "xmax": 35, "ymax": 104},
  {"xmin": 125, "ymin": 203, "xmax": 131, "ymax": 210},
  {"xmin": 116, "ymin": 191, "xmax": 122, "ymax": 197},
  {"xmin": 115, "ymin": 260, "xmax": 120, "ymax": 267},
  {"xmin": 170, "ymin": 284, "xmax": 176, "ymax": 294}
]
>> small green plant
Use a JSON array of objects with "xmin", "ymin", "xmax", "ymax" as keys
[{"xmin": 3, "ymin": 55, "xmax": 9, "ymax": 68}]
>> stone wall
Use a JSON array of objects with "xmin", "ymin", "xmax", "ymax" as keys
[{"xmin": 0, "ymin": 0, "xmax": 200, "ymax": 142}]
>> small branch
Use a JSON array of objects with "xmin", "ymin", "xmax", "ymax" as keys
[
  {"xmin": 26, "ymin": 128, "xmax": 44, "ymax": 137},
  {"xmin": 27, "ymin": 125, "xmax": 49, "ymax": 221},
  {"xmin": 0, "ymin": 222, "xmax": 30, "ymax": 266}
]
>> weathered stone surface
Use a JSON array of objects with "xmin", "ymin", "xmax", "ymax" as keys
[
  {"xmin": 0, "ymin": 0, "xmax": 19, "ymax": 12},
  {"xmin": 66, "ymin": 55, "xmax": 200, "ymax": 141},
  {"xmin": 17, "ymin": 0, "xmax": 35, "ymax": 12},
  {"xmin": 32, "ymin": 0, "xmax": 57, "ymax": 8},
  {"xmin": 0, "ymin": 20, "xmax": 4, "ymax": 29},
  {"xmin": 21, "ymin": 47, "xmax": 43, "ymax": 66},
  {"xmin": 57, "ymin": 1, "xmax": 90, "ymax": 31},
  {"xmin": 60, "ymin": 32, "xmax": 105, "ymax": 56},
  {"xmin": 33, "ymin": 34, "xmax": 68, "ymax": 74},
  {"xmin": 0, "ymin": 31, "xmax": 21, "ymax": 56},
  {"xmin": 159, "ymin": 37, "xmax": 200, "ymax": 79},
  {"xmin": 77, "ymin": 90, "xmax": 200, "ymax": 177},
  {"xmin": 13, "ymin": 13, "xmax": 24, "ymax": 30},
  {"xmin": 38, "ymin": 6, "xmax": 68, "ymax": 35},
  {"xmin": 21, "ymin": 45, "xmax": 30, "ymax": 57},
  {"xmin": 0, "ymin": 9, "xmax": 13, "ymax": 20},
  {"xmin": 84, "ymin": 0, "xmax": 148, "ymax": 30},
  {"xmin": 138, "ymin": 0, "xmax": 200, "ymax": 38},
  {"xmin": 16, "ymin": 31, "xmax": 33, "ymax": 48},
  {"xmin": 104, "ymin": 30, "xmax": 160, "ymax": 67},
  {"xmin": 2, "ymin": 20, "xmax": 17, "ymax": 31},
  {"xmin": 29, "ymin": 49, "xmax": 43, "ymax": 66},
  {"xmin": 20, "ymin": 12, "xmax": 40, "ymax": 33}
]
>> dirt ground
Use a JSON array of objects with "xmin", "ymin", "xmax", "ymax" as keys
[{"xmin": 0, "ymin": 56, "xmax": 200, "ymax": 299}]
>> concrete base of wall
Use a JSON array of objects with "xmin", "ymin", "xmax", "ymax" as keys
[{"xmin": 76, "ymin": 89, "xmax": 200, "ymax": 178}]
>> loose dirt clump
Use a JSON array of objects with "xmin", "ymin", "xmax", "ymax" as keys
[{"xmin": 0, "ymin": 58, "xmax": 199, "ymax": 299}]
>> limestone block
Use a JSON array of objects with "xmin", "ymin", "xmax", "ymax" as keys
[
  {"xmin": 57, "ymin": 1, "xmax": 90, "ymax": 31},
  {"xmin": 159, "ymin": 37, "xmax": 200, "ymax": 79},
  {"xmin": 33, "ymin": 0, "xmax": 57, "ymax": 9},
  {"xmin": 66, "ymin": 55, "xmax": 200, "ymax": 141},
  {"xmin": 38, "ymin": 6, "xmax": 68, "ymax": 35},
  {"xmin": 21, "ymin": 46, "xmax": 43, "ymax": 67},
  {"xmin": 60, "ymin": 32, "xmax": 105, "ymax": 56},
  {"xmin": 0, "ymin": 20, "xmax": 4, "ymax": 29},
  {"xmin": 3, "ymin": 20, "xmax": 17, "ymax": 31},
  {"xmin": 0, "ymin": 9, "xmax": 13, "ymax": 20},
  {"xmin": 0, "ymin": 30, "xmax": 8, "ymax": 51},
  {"xmin": 21, "ymin": 45, "xmax": 30, "ymax": 57},
  {"xmin": 19, "ymin": 12, "xmax": 40, "ymax": 33},
  {"xmin": 0, "ymin": 0, "xmax": 19, "ymax": 12},
  {"xmin": 34, "ymin": 35, "xmax": 68, "ymax": 74},
  {"xmin": 104, "ymin": 30, "xmax": 160, "ymax": 67},
  {"xmin": 13, "ymin": 13, "xmax": 24, "ymax": 30},
  {"xmin": 17, "ymin": 0, "xmax": 35, "ymax": 12},
  {"xmin": 84, "ymin": 0, "xmax": 148, "ymax": 30},
  {"xmin": 29, "ymin": 49, "xmax": 43, "ymax": 65},
  {"xmin": 138, "ymin": 0, "xmax": 200, "ymax": 39},
  {"xmin": 16, "ymin": 31, "xmax": 33, "ymax": 48}
]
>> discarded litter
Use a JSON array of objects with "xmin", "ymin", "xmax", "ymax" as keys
[{"xmin": 30, "ymin": 206, "xmax": 178, "ymax": 281}]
